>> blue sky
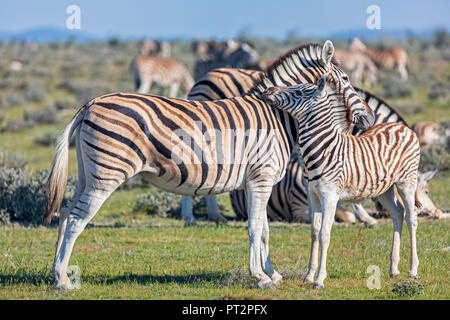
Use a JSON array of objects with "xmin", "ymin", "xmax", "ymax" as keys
[{"xmin": 0, "ymin": 0, "xmax": 448, "ymax": 39}]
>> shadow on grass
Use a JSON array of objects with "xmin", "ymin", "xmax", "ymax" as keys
[{"xmin": 0, "ymin": 269, "xmax": 257, "ymax": 288}]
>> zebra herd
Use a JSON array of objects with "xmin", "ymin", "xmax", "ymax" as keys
[{"xmin": 43, "ymin": 38, "xmax": 443, "ymax": 290}]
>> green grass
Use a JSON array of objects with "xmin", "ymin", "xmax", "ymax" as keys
[{"xmin": 0, "ymin": 219, "xmax": 449, "ymax": 299}]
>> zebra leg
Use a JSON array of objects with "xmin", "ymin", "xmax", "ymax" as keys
[
  {"xmin": 169, "ymin": 83, "xmax": 180, "ymax": 98},
  {"xmin": 375, "ymin": 186, "xmax": 404, "ymax": 277},
  {"xmin": 53, "ymin": 186, "xmax": 118, "ymax": 290},
  {"xmin": 260, "ymin": 214, "xmax": 282, "ymax": 285},
  {"xmin": 351, "ymin": 203, "xmax": 378, "ymax": 227},
  {"xmin": 138, "ymin": 79, "xmax": 151, "ymax": 94},
  {"xmin": 246, "ymin": 186, "xmax": 274, "ymax": 289},
  {"xmin": 205, "ymin": 195, "xmax": 227, "ymax": 223},
  {"xmin": 314, "ymin": 194, "xmax": 338, "ymax": 289},
  {"xmin": 396, "ymin": 183, "xmax": 419, "ymax": 278},
  {"xmin": 52, "ymin": 130, "xmax": 86, "ymax": 274},
  {"xmin": 304, "ymin": 193, "xmax": 321, "ymax": 283},
  {"xmin": 181, "ymin": 195, "xmax": 196, "ymax": 226},
  {"xmin": 398, "ymin": 64, "xmax": 408, "ymax": 80}
]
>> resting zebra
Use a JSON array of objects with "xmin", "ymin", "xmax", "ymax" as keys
[
  {"xmin": 261, "ymin": 75, "xmax": 421, "ymax": 289},
  {"xmin": 130, "ymin": 55, "xmax": 194, "ymax": 97},
  {"xmin": 193, "ymin": 40, "xmax": 264, "ymax": 81},
  {"xmin": 43, "ymin": 41, "xmax": 375, "ymax": 290},
  {"xmin": 350, "ymin": 38, "xmax": 408, "ymax": 80}
]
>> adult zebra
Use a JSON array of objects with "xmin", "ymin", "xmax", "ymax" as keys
[
  {"xmin": 43, "ymin": 41, "xmax": 374, "ymax": 290},
  {"xmin": 261, "ymin": 75, "xmax": 421, "ymax": 288}
]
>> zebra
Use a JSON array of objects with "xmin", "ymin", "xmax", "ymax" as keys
[
  {"xmin": 334, "ymin": 48, "xmax": 377, "ymax": 87},
  {"xmin": 350, "ymin": 38, "xmax": 408, "ymax": 80},
  {"xmin": 261, "ymin": 75, "xmax": 421, "ymax": 289},
  {"xmin": 193, "ymin": 40, "xmax": 264, "ymax": 81},
  {"xmin": 231, "ymin": 89, "xmax": 443, "ymax": 224},
  {"xmin": 43, "ymin": 40, "xmax": 375, "ymax": 290},
  {"xmin": 411, "ymin": 121, "xmax": 442, "ymax": 149},
  {"xmin": 140, "ymin": 40, "xmax": 171, "ymax": 57},
  {"xmin": 130, "ymin": 55, "xmax": 194, "ymax": 97}
]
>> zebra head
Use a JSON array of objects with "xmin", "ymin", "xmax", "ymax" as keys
[
  {"xmin": 322, "ymin": 40, "xmax": 375, "ymax": 132},
  {"xmin": 254, "ymin": 40, "xmax": 375, "ymax": 131},
  {"xmin": 261, "ymin": 77, "xmax": 326, "ymax": 120}
]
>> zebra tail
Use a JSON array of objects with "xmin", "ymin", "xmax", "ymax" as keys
[
  {"xmin": 43, "ymin": 105, "xmax": 88, "ymax": 225},
  {"xmin": 414, "ymin": 189, "xmax": 423, "ymax": 210}
]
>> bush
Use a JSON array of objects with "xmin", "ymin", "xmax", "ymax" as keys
[
  {"xmin": 0, "ymin": 93, "xmax": 26, "ymax": 108},
  {"xmin": 381, "ymin": 77, "xmax": 412, "ymax": 98},
  {"xmin": 23, "ymin": 106, "xmax": 58, "ymax": 125},
  {"xmin": 3, "ymin": 120, "xmax": 34, "ymax": 133},
  {"xmin": 392, "ymin": 279, "xmax": 424, "ymax": 297},
  {"xmin": 24, "ymin": 82, "xmax": 47, "ymax": 103},
  {"xmin": 0, "ymin": 148, "xmax": 27, "ymax": 169},
  {"xmin": 134, "ymin": 191, "xmax": 181, "ymax": 217},
  {"xmin": 54, "ymin": 96, "xmax": 77, "ymax": 110},
  {"xmin": 0, "ymin": 168, "xmax": 76, "ymax": 225},
  {"xmin": 34, "ymin": 131, "xmax": 75, "ymax": 148},
  {"xmin": 393, "ymin": 104, "xmax": 424, "ymax": 115},
  {"xmin": 419, "ymin": 143, "xmax": 450, "ymax": 175},
  {"xmin": 428, "ymin": 82, "xmax": 450, "ymax": 101}
]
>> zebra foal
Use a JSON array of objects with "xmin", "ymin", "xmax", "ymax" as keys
[{"xmin": 261, "ymin": 75, "xmax": 421, "ymax": 289}]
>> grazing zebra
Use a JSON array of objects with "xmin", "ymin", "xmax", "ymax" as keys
[
  {"xmin": 334, "ymin": 48, "xmax": 377, "ymax": 86},
  {"xmin": 130, "ymin": 55, "xmax": 194, "ymax": 97},
  {"xmin": 350, "ymin": 38, "xmax": 408, "ymax": 80},
  {"xmin": 193, "ymin": 40, "xmax": 264, "ymax": 81},
  {"xmin": 411, "ymin": 121, "xmax": 441, "ymax": 149},
  {"xmin": 261, "ymin": 75, "xmax": 421, "ymax": 289},
  {"xmin": 43, "ymin": 41, "xmax": 375, "ymax": 290},
  {"xmin": 140, "ymin": 40, "xmax": 171, "ymax": 57}
]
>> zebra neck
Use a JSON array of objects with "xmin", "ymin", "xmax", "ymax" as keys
[{"xmin": 297, "ymin": 104, "xmax": 340, "ymax": 171}]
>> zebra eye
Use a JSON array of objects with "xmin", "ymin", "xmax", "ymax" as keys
[
  {"xmin": 342, "ymin": 75, "xmax": 349, "ymax": 82},
  {"xmin": 295, "ymin": 90, "xmax": 303, "ymax": 96}
]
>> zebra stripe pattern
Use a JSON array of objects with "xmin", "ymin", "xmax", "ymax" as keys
[
  {"xmin": 261, "ymin": 75, "xmax": 421, "ymax": 288},
  {"xmin": 182, "ymin": 43, "xmax": 377, "ymax": 225},
  {"xmin": 44, "ymin": 41, "xmax": 374, "ymax": 290}
]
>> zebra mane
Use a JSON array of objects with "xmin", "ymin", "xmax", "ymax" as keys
[
  {"xmin": 354, "ymin": 87, "xmax": 408, "ymax": 126},
  {"xmin": 249, "ymin": 43, "xmax": 340, "ymax": 95}
]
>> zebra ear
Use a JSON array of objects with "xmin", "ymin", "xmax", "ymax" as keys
[
  {"xmin": 419, "ymin": 169, "xmax": 438, "ymax": 182},
  {"xmin": 316, "ymin": 76, "xmax": 327, "ymax": 93},
  {"xmin": 322, "ymin": 40, "xmax": 335, "ymax": 66},
  {"xmin": 261, "ymin": 87, "xmax": 281, "ymax": 107}
]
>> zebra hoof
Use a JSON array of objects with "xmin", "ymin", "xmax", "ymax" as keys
[
  {"xmin": 258, "ymin": 279, "xmax": 275, "ymax": 290},
  {"xmin": 271, "ymin": 272, "xmax": 283, "ymax": 285},
  {"xmin": 184, "ymin": 219, "xmax": 197, "ymax": 227},
  {"xmin": 53, "ymin": 281, "xmax": 74, "ymax": 291},
  {"xmin": 313, "ymin": 283, "xmax": 324, "ymax": 289},
  {"xmin": 389, "ymin": 271, "xmax": 400, "ymax": 278}
]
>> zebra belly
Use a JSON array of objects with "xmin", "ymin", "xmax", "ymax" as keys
[{"xmin": 140, "ymin": 163, "xmax": 247, "ymax": 196}]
